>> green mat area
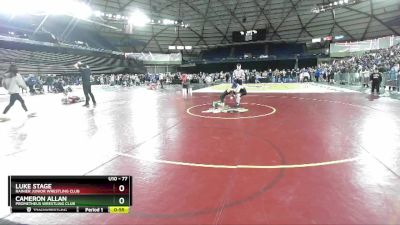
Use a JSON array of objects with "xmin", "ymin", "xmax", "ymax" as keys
[{"xmin": 209, "ymin": 83, "xmax": 304, "ymax": 91}]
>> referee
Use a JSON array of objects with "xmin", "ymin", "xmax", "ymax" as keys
[{"xmin": 233, "ymin": 63, "xmax": 245, "ymax": 85}]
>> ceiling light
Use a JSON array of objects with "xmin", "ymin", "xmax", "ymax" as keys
[
  {"xmin": 312, "ymin": 38, "xmax": 322, "ymax": 43},
  {"xmin": 162, "ymin": 19, "xmax": 174, "ymax": 25},
  {"xmin": 335, "ymin": 35, "xmax": 345, "ymax": 40},
  {"xmin": 71, "ymin": 2, "xmax": 92, "ymax": 19},
  {"xmin": 128, "ymin": 10, "xmax": 150, "ymax": 27}
]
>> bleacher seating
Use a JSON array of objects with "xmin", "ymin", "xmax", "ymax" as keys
[
  {"xmin": 200, "ymin": 43, "xmax": 306, "ymax": 61},
  {"xmin": 201, "ymin": 47, "xmax": 231, "ymax": 60},
  {"xmin": 234, "ymin": 44, "xmax": 265, "ymax": 58},
  {"xmin": 0, "ymin": 42, "xmax": 145, "ymax": 75}
]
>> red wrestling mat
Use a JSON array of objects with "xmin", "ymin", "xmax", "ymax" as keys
[{"xmin": 2, "ymin": 90, "xmax": 400, "ymax": 225}]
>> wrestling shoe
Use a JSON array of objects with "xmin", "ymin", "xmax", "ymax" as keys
[
  {"xmin": 0, "ymin": 114, "xmax": 10, "ymax": 121},
  {"xmin": 26, "ymin": 112, "xmax": 37, "ymax": 118}
]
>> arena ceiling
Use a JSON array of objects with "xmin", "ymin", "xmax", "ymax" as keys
[{"xmin": 88, "ymin": 0, "xmax": 400, "ymax": 53}]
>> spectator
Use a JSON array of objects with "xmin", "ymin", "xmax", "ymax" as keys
[
  {"xmin": 1, "ymin": 63, "xmax": 33, "ymax": 119},
  {"xmin": 74, "ymin": 62, "xmax": 96, "ymax": 107}
]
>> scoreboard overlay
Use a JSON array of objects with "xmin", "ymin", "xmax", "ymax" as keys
[{"xmin": 8, "ymin": 176, "xmax": 132, "ymax": 213}]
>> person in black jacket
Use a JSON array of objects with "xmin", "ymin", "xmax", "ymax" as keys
[
  {"xmin": 328, "ymin": 69, "xmax": 335, "ymax": 85},
  {"xmin": 370, "ymin": 69, "xmax": 382, "ymax": 94},
  {"xmin": 74, "ymin": 62, "xmax": 96, "ymax": 106}
]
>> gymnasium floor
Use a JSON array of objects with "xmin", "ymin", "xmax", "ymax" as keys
[{"xmin": 1, "ymin": 84, "xmax": 400, "ymax": 225}]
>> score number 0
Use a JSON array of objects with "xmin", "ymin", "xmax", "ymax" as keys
[
  {"xmin": 118, "ymin": 184, "xmax": 125, "ymax": 205},
  {"xmin": 108, "ymin": 177, "xmax": 129, "ymax": 205}
]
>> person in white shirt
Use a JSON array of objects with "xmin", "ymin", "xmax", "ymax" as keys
[
  {"xmin": 1, "ymin": 63, "xmax": 32, "ymax": 119},
  {"xmin": 134, "ymin": 75, "xmax": 140, "ymax": 86},
  {"xmin": 159, "ymin": 73, "xmax": 164, "ymax": 89},
  {"xmin": 255, "ymin": 72, "xmax": 261, "ymax": 83},
  {"xmin": 300, "ymin": 69, "xmax": 310, "ymax": 82},
  {"xmin": 233, "ymin": 64, "xmax": 245, "ymax": 85},
  {"xmin": 262, "ymin": 70, "xmax": 268, "ymax": 78},
  {"xmin": 205, "ymin": 75, "xmax": 212, "ymax": 85},
  {"xmin": 362, "ymin": 68, "xmax": 370, "ymax": 88},
  {"xmin": 110, "ymin": 74, "xmax": 115, "ymax": 86},
  {"xmin": 220, "ymin": 81, "xmax": 247, "ymax": 107}
]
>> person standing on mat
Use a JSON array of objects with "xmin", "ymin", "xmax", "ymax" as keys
[
  {"xmin": 181, "ymin": 73, "xmax": 191, "ymax": 97},
  {"xmin": 74, "ymin": 62, "xmax": 96, "ymax": 107},
  {"xmin": 159, "ymin": 73, "xmax": 165, "ymax": 89},
  {"xmin": 370, "ymin": 68, "xmax": 382, "ymax": 94},
  {"xmin": 1, "ymin": 63, "xmax": 32, "ymax": 119},
  {"xmin": 233, "ymin": 63, "xmax": 245, "ymax": 85}
]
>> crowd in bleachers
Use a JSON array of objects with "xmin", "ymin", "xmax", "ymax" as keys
[
  {"xmin": 3, "ymin": 63, "xmax": 398, "ymax": 96},
  {"xmin": 86, "ymin": 69, "xmax": 312, "ymax": 87},
  {"xmin": 316, "ymin": 44, "xmax": 400, "ymax": 88},
  {"xmin": 318, "ymin": 44, "xmax": 400, "ymax": 73},
  {"xmin": 1, "ymin": 40, "xmax": 399, "ymax": 95}
]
